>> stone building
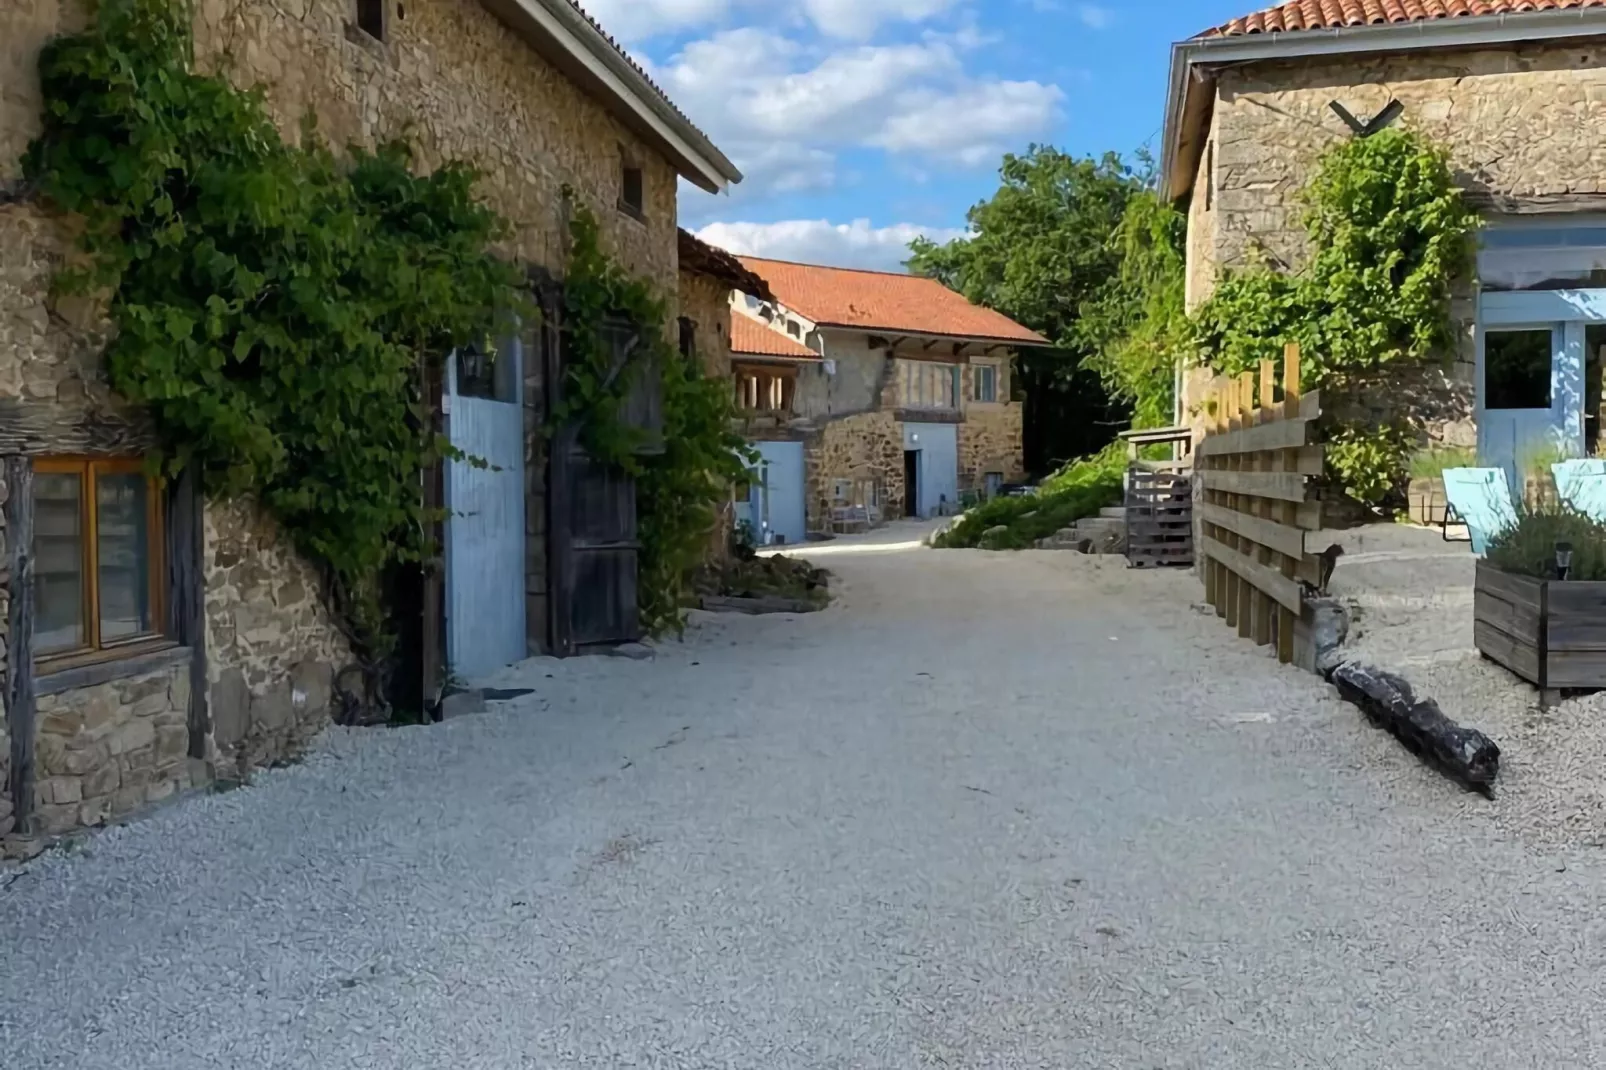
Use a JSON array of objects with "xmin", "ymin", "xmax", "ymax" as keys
[
  {"xmin": 1164, "ymin": 0, "xmax": 1606, "ymax": 485},
  {"xmin": 1, "ymin": 0, "xmax": 739, "ymax": 844},
  {"xmin": 675, "ymin": 229, "xmax": 775, "ymax": 561},
  {"xmin": 722, "ymin": 257, "xmax": 1041, "ymax": 543}
]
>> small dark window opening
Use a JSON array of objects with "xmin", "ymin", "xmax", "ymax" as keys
[
  {"xmin": 678, "ymin": 316, "xmax": 696, "ymax": 359},
  {"xmin": 1204, "ymin": 141, "xmax": 1215, "ymax": 211},
  {"xmin": 356, "ymin": 0, "xmax": 386, "ymax": 40},
  {"xmin": 1484, "ymin": 328, "xmax": 1553, "ymax": 411},
  {"xmin": 620, "ymin": 159, "xmax": 645, "ymax": 219},
  {"xmin": 786, "ymin": 320, "xmax": 801, "ymax": 338}
]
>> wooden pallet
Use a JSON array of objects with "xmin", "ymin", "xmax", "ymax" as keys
[{"xmin": 1124, "ymin": 468, "xmax": 1194, "ymax": 569}]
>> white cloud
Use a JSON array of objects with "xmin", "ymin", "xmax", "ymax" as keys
[
  {"xmin": 1079, "ymin": 4, "xmax": 1117, "ymax": 29},
  {"xmin": 872, "ymin": 80, "xmax": 1065, "ymax": 166},
  {"xmin": 1077, "ymin": 4, "xmax": 1114, "ymax": 29},
  {"xmin": 656, "ymin": 27, "xmax": 1062, "ymax": 200},
  {"xmin": 799, "ymin": 0, "xmax": 963, "ymax": 39},
  {"xmin": 696, "ymin": 218, "xmax": 966, "ymax": 271},
  {"xmin": 577, "ymin": 0, "xmax": 733, "ymax": 41}
]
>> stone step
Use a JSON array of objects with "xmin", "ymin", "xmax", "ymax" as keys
[{"xmin": 1099, "ymin": 506, "xmax": 1127, "ymax": 520}]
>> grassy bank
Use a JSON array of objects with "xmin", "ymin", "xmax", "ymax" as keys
[{"xmin": 933, "ymin": 448, "xmax": 1124, "ymax": 550}]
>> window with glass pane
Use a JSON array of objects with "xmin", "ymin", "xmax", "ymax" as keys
[
  {"xmin": 33, "ymin": 459, "xmax": 165, "ymax": 662},
  {"xmin": 1485, "ymin": 329, "xmax": 1553, "ymax": 410},
  {"xmin": 34, "ymin": 473, "xmax": 86, "ymax": 654},
  {"xmin": 974, "ymin": 365, "xmax": 998, "ymax": 403}
]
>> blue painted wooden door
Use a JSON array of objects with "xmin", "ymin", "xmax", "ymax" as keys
[
  {"xmin": 750, "ymin": 441, "xmax": 806, "ymax": 546},
  {"xmin": 445, "ymin": 336, "xmax": 527, "ymax": 679},
  {"xmin": 1479, "ymin": 290, "xmax": 1592, "ymax": 487},
  {"xmin": 902, "ymin": 423, "xmax": 959, "ymax": 518}
]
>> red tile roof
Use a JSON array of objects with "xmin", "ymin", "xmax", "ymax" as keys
[
  {"xmin": 1207, "ymin": 0, "xmax": 1606, "ymax": 37},
  {"xmin": 735, "ymin": 257, "xmax": 1047, "ymax": 346},
  {"xmin": 731, "ymin": 315, "xmax": 821, "ymax": 360}
]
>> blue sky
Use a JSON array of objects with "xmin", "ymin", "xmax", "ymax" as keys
[{"xmin": 582, "ymin": 0, "xmax": 1259, "ymax": 269}]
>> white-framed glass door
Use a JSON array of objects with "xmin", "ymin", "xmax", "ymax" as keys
[{"xmin": 1476, "ymin": 290, "xmax": 1593, "ymax": 486}]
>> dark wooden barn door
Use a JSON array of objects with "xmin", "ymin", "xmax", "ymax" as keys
[{"xmin": 544, "ymin": 307, "xmax": 661, "ymax": 657}]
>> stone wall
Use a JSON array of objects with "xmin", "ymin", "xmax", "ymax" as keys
[
  {"xmin": 32, "ymin": 659, "xmax": 193, "ymax": 835},
  {"xmin": 958, "ymin": 405, "xmax": 1025, "ymax": 489},
  {"xmin": 204, "ymin": 500, "xmax": 349, "ymax": 776},
  {"xmin": 805, "ymin": 411, "xmax": 904, "ymax": 533},
  {"xmin": 681, "ymin": 270, "xmax": 734, "ymax": 381},
  {"xmin": 0, "ymin": 0, "xmax": 688, "ymax": 836},
  {"xmin": 1178, "ymin": 42, "xmax": 1606, "ymax": 446}
]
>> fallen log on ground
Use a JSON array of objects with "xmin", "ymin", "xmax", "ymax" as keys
[{"xmin": 1329, "ymin": 661, "xmax": 1501, "ymax": 796}]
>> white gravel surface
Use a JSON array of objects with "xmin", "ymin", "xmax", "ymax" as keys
[
  {"xmin": 1328, "ymin": 523, "xmax": 1606, "ymax": 848},
  {"xmin": 6, "ymin": 521, "xmax": 1606, "ymax": 1068}
]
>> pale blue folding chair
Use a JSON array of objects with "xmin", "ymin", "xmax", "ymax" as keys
[
  {"xmin": 1441, "ymin": 467, "xmax": 1519, "ymax": 555},
  {"xmin": 1553, "ymin": 458, "xmax": 1606, "ymax": 522}
]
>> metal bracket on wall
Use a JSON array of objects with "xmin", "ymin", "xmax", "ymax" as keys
[{"xmin": 1329, "ymin": 98, "xmax": 1404, "ymax": 139}]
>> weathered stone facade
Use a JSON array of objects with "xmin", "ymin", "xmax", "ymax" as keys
[
  {"xmin": 682, "ymin": 270, "xmax": 735, "ymax": 381},
  {"xmin": 1181, "ymin": 41, "xmax": 1606, "ymax": 445},
  {"xmin": 204, "ymin": 500, "xmax": 349, "ymax": 775},
  {"xmin": 805, "ymin": 411, "xmax": 905, "ymax": 532},
  {"xmin": 31, "ymin": 660, "xmax": 193, "ymax": 835},
  {"xmin": 1, "ymin": 0, "xmax": 700, "ymax": 838},
  {"xmin": 958, "ymin": 405, "xmax": 1026, "ymax": 489}
]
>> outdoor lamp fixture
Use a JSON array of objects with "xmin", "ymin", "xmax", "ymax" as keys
[{"xmin": 1556, "ymin": 541, "xmax": 1575, "ymax": 582}]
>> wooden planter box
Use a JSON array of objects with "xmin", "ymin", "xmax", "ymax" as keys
[
  {"xmin": 1474, "ymin": 560, "xmax": 1606, "ymax": 693},
  {"xmin": 1407, "ymin": 476, "xmax": 1446, "ymax": 527}
]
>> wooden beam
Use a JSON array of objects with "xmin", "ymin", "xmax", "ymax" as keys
[
  {"xmin": 1200, "ymin": 469, "xmax": 1311, "ymax": 503},
  {"xmin": 1195, "ymin": 503, "xmax": 1308, "ymax": 562},
  {"xmin": 5, "ymin": 456, "xmax": 37, "ymax": 834},
  {"xmin": 1200, "ymin": 535, "xmax": 1304, "ymax": 613}
]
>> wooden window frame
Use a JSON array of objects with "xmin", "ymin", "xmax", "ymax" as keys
[
  {"xmin": 32, "ymin": 457, "xmax": 169, "ymax": 671},
  {"xmin": 618, "ymin": 146, "xmax": 646, "ymax": 222},
  {"xmin": 973, "ymin": 363, "xmax": 999, "ymax": 404}
]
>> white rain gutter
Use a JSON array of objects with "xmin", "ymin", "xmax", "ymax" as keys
[{"xmin": 1161, "ymin": 8, "xmax": 1606, "ymax": 201}]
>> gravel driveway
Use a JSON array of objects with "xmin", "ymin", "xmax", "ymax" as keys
[{"xmin": 5, "ymin": 523, "xmax": 1606, "ymax": 1068}]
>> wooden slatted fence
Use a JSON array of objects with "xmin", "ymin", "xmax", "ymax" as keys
[{"xmin": 1194, "ymin": 344, "xmax": 1324, "ymax": 664}]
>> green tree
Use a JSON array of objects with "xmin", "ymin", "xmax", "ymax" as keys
[
  {"xmin": 907, "ymin": 147, "xmax": 1146, "ymax": 473},
  {"xmin": 1078, "ymin": 189, "xmax": 1188, "ymax": 430}
]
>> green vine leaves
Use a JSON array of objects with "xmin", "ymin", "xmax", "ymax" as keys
[
  {"xmin": 556, "ymin": 204, "xmax": 755, "ymax": 636},
  {"xmin": 1190, "ymin": 128, "xmax": 1479, "ymax": 509},
  {"xmin": 25, "ymin": 0, "xmax": 527, "ymax": 659},
  {"xmin": 1191, "ymin": 128, "xmax": 1478, "ymax": 387}
]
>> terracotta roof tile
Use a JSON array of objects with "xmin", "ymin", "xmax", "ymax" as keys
[
  {"xmin": 679, "ymin": 230, "xmax": 774, "ymax": 301},
  {"xmin": 1206, "ymin": 0, "xmax": 1606, "ymax": 37},
  {"xmin": 734, "ymin": 257, "xmax": 1047, "ymax": 346},
  {"xmin": 731, "ymin": 315, "xmax": 821, "ymax": 360}
]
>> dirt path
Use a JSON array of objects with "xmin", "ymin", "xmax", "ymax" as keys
[{"xmin": 4, "ymin": 527, "xmax": 1606, "ymax": 1068}]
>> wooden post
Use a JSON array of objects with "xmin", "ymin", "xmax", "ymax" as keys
[
  {"xmin": 166, "ymin": 468, "xmax": 210, "ymax": 758},
  {"xmin": 5, "ymin": 456, "xmax": 36, "ymax": 834},
  {"xmin": 1235, "ymin": 372, "xmax": 1256, "ymax": 641},
  {"xmin": 1222, "ymin": 376, "xmax": 1241, "ymax": 629},
  {"xmin": 1251, "ymin": 359, "xmax": 1276, "ymax": 648},
  {"xmin": 1276, "ymin": 344, "xmax": 1303, "ymax": 664}
]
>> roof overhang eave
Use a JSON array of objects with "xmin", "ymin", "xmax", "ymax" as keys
[
  {"xmin": 480, "ymin": 0, "xmax": 742, "ymax": 194},
  {"xmin": 1161, "ymin": 7, "xmax": 1606, "ymax": 202}
]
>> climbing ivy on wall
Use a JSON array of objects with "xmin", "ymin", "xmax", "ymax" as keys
[
  {"xmin": 1189, "ymin": 128, "xmax": 1479, "ymax": 509},
  {"xmin": 556, "ymin": 207, "xmax": 753, "ymax": 637},
  {"xmin": 24, "ymin": 0, "xmax": 526, "ymax": 682}
]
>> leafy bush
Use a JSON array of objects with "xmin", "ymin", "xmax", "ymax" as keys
[
  {"xmin": 1325, "ymin": 424, "xmax": 1416, "ymax": 510},
  {"xmin": 1486, "ymin": 503, "xmax": 1606, "ymax": 582},
  {"xmin": 933, "ymin": 448, "xmax": 1123, "ymax": 550}
]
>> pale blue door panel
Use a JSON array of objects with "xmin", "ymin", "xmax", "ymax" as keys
[
  {"xmin": 445, "ymin": 339, "xmax": 527, "ymax": 680},
  {"xmin": 753, "ymin": 441, "xmax": 806, "ymax": 545},
  {"xmin": 903, "ymin": 423, "xmax": 958, "ymax": 519}
]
